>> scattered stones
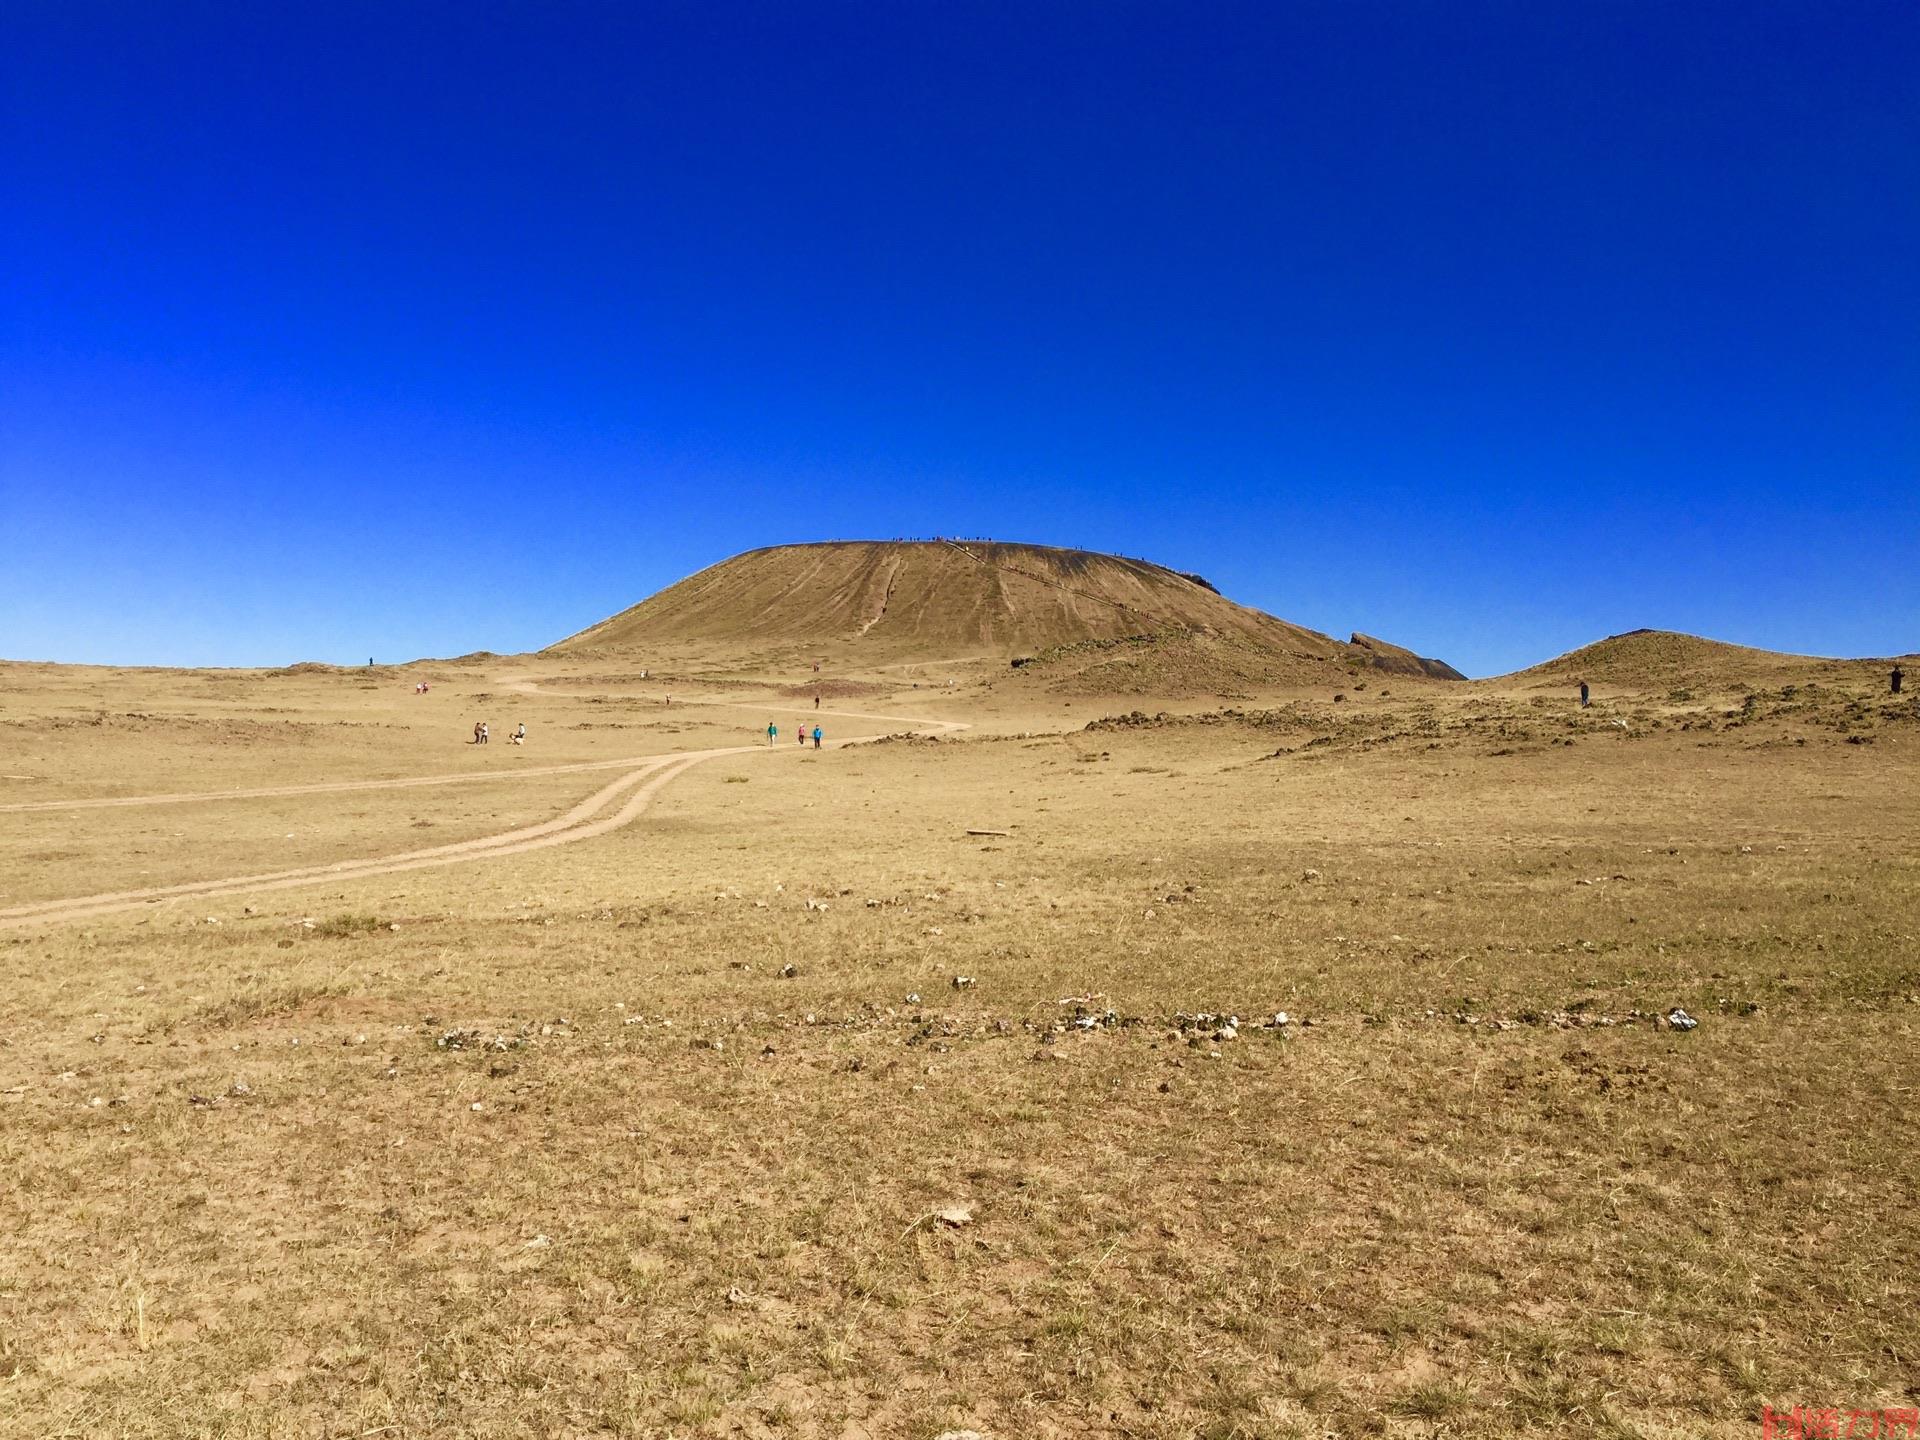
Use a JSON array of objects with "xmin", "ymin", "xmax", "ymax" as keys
[
  {"xmin": 1172, "ymin": 1011, "xmax": 1238, "ymax": 1035},
  {"xmin": 437, "ymin": 1029, "xmax": 519, "ymax": 1053}
]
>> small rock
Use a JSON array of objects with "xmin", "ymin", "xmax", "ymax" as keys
[
  {"xmin": 951, "ymin": 976, "xmax": 976, "ymax": 990},
  {"xmin": 1667, "ymin": 1008, "xmax": 1699, "ymax": 1032},
  {"xmin": 523, "ymin": 1234, "xmax": 552, "ymax": 1250},
  {"xmin": 906, "ymin": 993, "xmax": 922, "ymax": 1005},
  {"xmin": 936, "ymin": 1204, "xmax": 973, "ymax": 1227},
  {"xmin": 1301, "ymin": 868, "xmax": 1322, "ymax": 882},
  {"xmin": 725, "ymin": 1285, "xmax": 753, "ymax": 1307}
]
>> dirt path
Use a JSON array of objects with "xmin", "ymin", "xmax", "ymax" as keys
[
  {"xmin": 1, "ymin": 692, "xmax": 951, "ymax": 815},
  {"xmin": 3, "ymin": 691, "xmax": 965, "ymax": 929},
  {"xmin": 0, "ymin": 753, "xmax": 687, "ymax": 814}
]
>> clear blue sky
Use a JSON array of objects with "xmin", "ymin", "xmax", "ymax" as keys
[{"xmin": 3, "ymin": 2, "xmax": 1914, "ymax": 676}]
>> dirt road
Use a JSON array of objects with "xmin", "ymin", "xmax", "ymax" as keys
[{"xmin": 3, "ymin": 691, "xmax": 965, "ymax": 929}]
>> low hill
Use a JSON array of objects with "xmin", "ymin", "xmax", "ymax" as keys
[
  {"xmin": 549, "ymin": 540, "xmax": 1463, "ymax": 681},
  {"xmin": 1349, "ymin": 633, "xmax": 1468, "ymax": 682},
  {"xmin": 1501, "ymin": 628, "xmax": 1908, "ymax": 691}
]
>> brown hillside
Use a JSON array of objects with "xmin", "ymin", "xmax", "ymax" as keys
[
  {"xmin": 1349, "ymin": 632, "xmax": 1468, "ymax": 681},
  {"xmin": 549, "ymin": 541, "xmax": 1462, "ymax": 679},
  {"xmin": 1500, "ymin": 628, "xmax": 1910, "ymax": 691}
]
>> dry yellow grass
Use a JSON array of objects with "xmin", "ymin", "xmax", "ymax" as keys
[{"xmin": 1, "ymin": 648, "xmax": 1915, "ymax": 1438}]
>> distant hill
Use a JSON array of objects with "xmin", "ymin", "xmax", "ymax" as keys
[
  {"xmin": 1500, "ymin": 628, "xmax": 1909, "ymax": 690},
  {"xmin": 1349, "ymin": 633, "xmax": 1467, "ymax": 682},
  {"xmin": 549, "ymin": 540, "xmax": 1464, "ymax": 682}
]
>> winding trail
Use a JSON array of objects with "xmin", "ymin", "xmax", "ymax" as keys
[{"xmin": 3, "ymin": 682, "xmax": 966, "ymax": 930}]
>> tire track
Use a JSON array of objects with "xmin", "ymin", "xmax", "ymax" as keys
[{"xmin": 5, "ymin": 691, "xmax": 966, "ymax": 929}]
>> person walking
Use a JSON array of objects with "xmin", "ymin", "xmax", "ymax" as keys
[
  {"xmin": 797, "ymin": 723, "xmax": 807, "ymax": 746},
  {"xmin": 812, "ymin": 725, "xmax": 822, "ymax": 749},
  {"xmin": 767, "ymin": 721, "xmax": 777, "ymax": 747},
  {"xmin": 1579, "ymin": 681, "xmax": 1590, "ymax": 709}
]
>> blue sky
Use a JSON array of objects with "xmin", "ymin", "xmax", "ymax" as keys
[{"xmin": 3, "ymin": 1, "xmax": 1914, "ymax": 676}]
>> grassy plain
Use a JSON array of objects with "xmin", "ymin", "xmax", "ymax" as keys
[{"xmin": 1, "ymin": 649, "xmax": 1915, "ymax": 1438}]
